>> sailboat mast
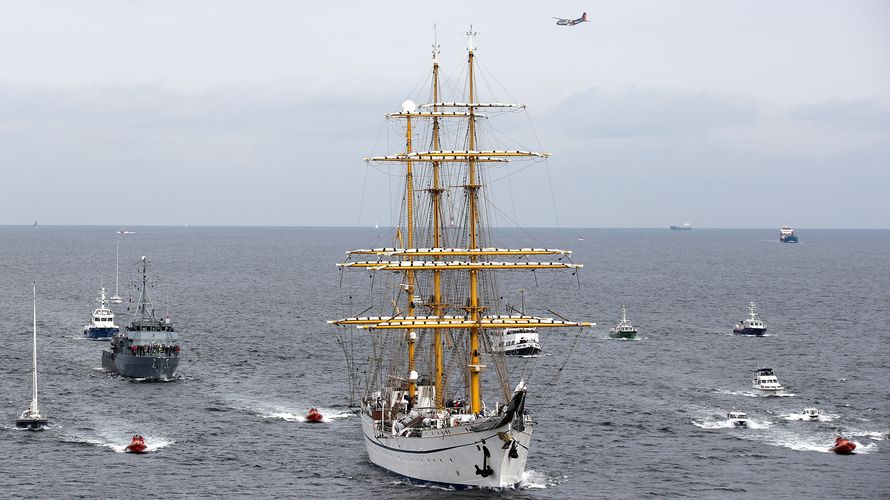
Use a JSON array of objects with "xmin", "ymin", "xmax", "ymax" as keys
[
  {"xmin": 405, "ymin": 112, "xmax": 417, "ymax": 400},
  {"xmin": 115, "ymin": 240, "xmax": 120, "ymax": 296},
  {"xmin": 465, "ymin": 27, "xmax": 483, "ymax": 414},
  {"xmin": 31, "ymin": 283, "xmax": 39, "ymax": 410},
  {"xmin": 430, "ymin": 36, "xmax": 445, "ymax": 408}
]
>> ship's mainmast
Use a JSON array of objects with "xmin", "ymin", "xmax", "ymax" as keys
[
  {"xmin": 430, "ymin": 35, "xmax": 446, "ymax": 409},
  {"xmin": 465, "ymin": 26, "xmax": 484, "ymax": 414},
  {"xmin": 134, "ymin": 256, "xmax": 156, "ymax": 321}
]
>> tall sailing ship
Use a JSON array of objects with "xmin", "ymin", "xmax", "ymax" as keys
[{"xmin": 330, "ymin": 30, "xmax": 591, "ymax": 488}]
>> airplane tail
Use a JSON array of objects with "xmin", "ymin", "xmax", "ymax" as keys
[{"xmin": 582, "ymin": 12, "xmax": 588, "ymax": 22}]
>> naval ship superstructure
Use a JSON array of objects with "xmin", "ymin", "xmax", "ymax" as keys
[{"xmin": 102, "ymin": 256, "xmax": 180, "ymax": 380}]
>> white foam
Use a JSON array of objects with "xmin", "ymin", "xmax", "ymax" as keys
[
  {"xmin": 258, "ymin": 407, "xmax": 352, "ymax": 423},
  {"xmin": 713, "ymin": 388, "xmax": 794, "ymax": 398},
  {"xmin": 691, "ymin": 418, "xmax": 771, "ymax": 430},
  {"xmin": 141, "ymin": 435, "xmax": 175, "ymax": 452},
  {"xmin": 61, "ymin": 432, "xmax": 174, "ymax": 453},
  {"xmin": 228, "ymin": 398, "xmax": 353, "ymax": 423},
  {"xmin": 692, "ymin": 419, "xmax": 735, "ymax": 429},
  {"xmin": 519, "ymin": 469, "xmax": 555, "ymax": 489},
  {"xmin": 774, "ymin": 439, "xmax": 877, "ymax": 454},
  {"xmin": 852, "ymin": 441, "xmax": 878, "ymax": 453},
  {"xmin": 845, "ymin": 429, "xmax": 886, "ymax": 441}
]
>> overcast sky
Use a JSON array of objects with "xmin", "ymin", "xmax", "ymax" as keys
[{"xmin": 1, "ymin": 0, "xmax": 888, "ymax": 228}]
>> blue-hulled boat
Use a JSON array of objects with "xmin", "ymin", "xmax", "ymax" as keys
[
  {"xmin": 780, "ymin": 225, "xmax": 798, "ymax": 243},
  {"xmin": 83, "ymin": 287, "xmax": 119, "ymax": 340}
]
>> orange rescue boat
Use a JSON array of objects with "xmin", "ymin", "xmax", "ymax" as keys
[
  {"xmin": 829, "ymin": 436, "xmax": 856, "ymax": 454},
  {"xmin": 126, "ymin": 435, "xmax": 148, "ymax": 454},
  {"xmin": 306, "ymin": 407, "xmax": 323, "ymax": 423}
]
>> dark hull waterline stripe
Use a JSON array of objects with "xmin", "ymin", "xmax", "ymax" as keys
[{"xmin": 364, "ymin": 429, "xmax": 530, "ymax": 455}]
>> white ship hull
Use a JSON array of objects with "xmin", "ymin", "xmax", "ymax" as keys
[{"xmin": 359, "ymin": 412, "xmax": 532, "ymax": 488}]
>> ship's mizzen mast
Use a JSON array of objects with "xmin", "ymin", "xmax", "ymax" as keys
[{"xmin": 404, "ymin": 104, "xmax": 417, "ymax": 400}]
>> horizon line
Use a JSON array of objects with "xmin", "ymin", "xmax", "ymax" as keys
[{"xmin": 6, "ymin": 224, "xmax": 889, "ymax": 231}]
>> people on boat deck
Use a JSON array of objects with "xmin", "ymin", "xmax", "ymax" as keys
[
  {"xmin": 404, "ymin": 394, "xmax": 414, "ymax": 413},
  {"xmin": 128, "ymin": 343, "xmax": 181, "ymax": 357},
  {"xmin": 445, "ymin": 398, "xmax": 468, "ymax": 410}
]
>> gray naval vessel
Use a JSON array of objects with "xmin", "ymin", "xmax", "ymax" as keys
[{"xmin": 102, "ymin": 256, "xmax": 180, "ymax": 380}]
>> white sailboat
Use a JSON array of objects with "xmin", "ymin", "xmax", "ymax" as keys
[
  {"xmin": 331, "ymin": 29, "xmax": 590, "ymax": 488},
  {"xmin": 109, "ymin": 240, "xmax": 123, "ymax": 304},
  {"xmin": 16, "ymin": 284, "xmax": 49, "ymax": 430}
]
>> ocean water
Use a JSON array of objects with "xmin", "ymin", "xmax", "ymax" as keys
[{"xmin": 1, "ymin": 226, "xmax": 888, "ymax": 498}]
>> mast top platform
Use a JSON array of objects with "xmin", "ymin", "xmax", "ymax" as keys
[{"xmin": 466, "ymin": 26, "xmax": 478, "ymax": 52}]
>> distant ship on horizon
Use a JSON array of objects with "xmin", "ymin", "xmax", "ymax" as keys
[
  {"xmin": 780, "ymin": 225, "xmax": 798, "ymax": 243},
  {"xmin": 670, "ymin": 222, "xmax": 692, "ymax": 230}
]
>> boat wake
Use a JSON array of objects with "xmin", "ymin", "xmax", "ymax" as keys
[
  {"xmin": 692, "ymin": 418, "xmax": 771, "ymax": 430},
  {"xmin": 781, "ymin": 412, "xmax": 838, "ymax": 422},
  {"xmin": 712, "ymin": 421, "xmax": 883, "ymax": 454},
  {"xmin": 713, "ymin": 389, "xmax": 795, "ymax": 398},
  {"xmin": 261, "ymin": 406, "xmax": 352, "ymax": 423},
  {"xmin": 61, "ymin": 432, "xmax": 174, "ymax": 453},
  {"xmin": 519, "ymin": 469, "xmax": 559, "ymax": 489},
  {"xmin": 752, "ymin": 434, "xmax": 877, "ymax": 454},
  {"xmin": 11, "ymin": 423, "xmax": 51, "ymax": 431},
  {"xmin": 845, "ymin": 429, "xmax": 886, "ymax": 441},
  {"xmin": 387, "ymin": 468, "xmax": 556, "ymax": 491},
  {"xmin": 221, "ymin": 398, "xmax": 352, "ymax": 423}
]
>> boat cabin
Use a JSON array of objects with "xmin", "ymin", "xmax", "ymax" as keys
[{"xmin": 752, "ymin": 368, "xmax": 784, "ymax": 390}]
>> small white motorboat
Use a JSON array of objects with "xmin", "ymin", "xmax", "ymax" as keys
[
  {"xmin": 727, "ymin": 410, "xmax": 748, "ymax": 427},
  {"xmin": 802, "ymin": 407, "xmax": 820, "ymax": 420},
  {"xmin": 752, "ymin": 368, "xmax": 785, "ymax": 394}
]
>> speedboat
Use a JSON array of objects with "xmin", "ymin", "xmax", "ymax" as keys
[
  {"xmin": 126, "ymin": 435, "xmax": 148, "ymax": 453},
  {"xmin": 727, "ymin": 410, "xmax": 748, "ymax": 427},
  {"xmin": 752, "ymin": 368, "xmax": 784, "ymax": 394},
  {"xmin": 733, "ymin": 302, "xmax": 767, "ymax": 336},
  {"xmin": 802, "ymin": 407, "xmax": 820, "ymax": 420},
  {"xmin": 306, "ymin": 408, "xmax": 323, "ymax": 423},
  {"xmin": 829, "ymin": 436, "xmax": 856, "ymax": 454}
]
